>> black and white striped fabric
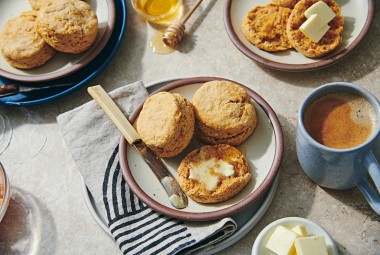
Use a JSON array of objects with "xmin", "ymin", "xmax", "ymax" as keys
[
  {"xmin": 104, "ymin": 145, "xmax": 236, "ymax": 255},
  {"xmin": 57, "ymin": 81, "xmax": 237, "ymax": 255}
]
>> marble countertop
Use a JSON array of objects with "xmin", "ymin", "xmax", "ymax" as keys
[{"xmin": 0, "ymin": 1, "xmax": 379, "ymax": 254}]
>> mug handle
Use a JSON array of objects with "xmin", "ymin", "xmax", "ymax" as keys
[{"xmin": 357, "ymin": 152, "xmax": 380, "ymax": 215}]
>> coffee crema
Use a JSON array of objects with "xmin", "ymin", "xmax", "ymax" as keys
[{"xmin": 303, "ymin": 92, "xmax": 377, "ymax": 149}]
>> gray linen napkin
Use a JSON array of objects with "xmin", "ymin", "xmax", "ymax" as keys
[{"xmin": 57, "ymin": 81, "xmax": 237, "ymax": 255}]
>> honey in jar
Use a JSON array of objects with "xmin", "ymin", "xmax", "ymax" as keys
[{"xmin": 131, "ymin": 0, "xmax": 183, "ymax": 24}]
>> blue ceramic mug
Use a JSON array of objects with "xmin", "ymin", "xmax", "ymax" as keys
[{"xmin": 296, "ymin": 82, "xmax": 380, "ymax": 215}]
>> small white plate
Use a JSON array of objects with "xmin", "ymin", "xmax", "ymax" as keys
[
  {"xmin": 0, "ymin": 0, "xmax": 115, "ymax": 82},
  {"xmin": 224, "ymin": 0, "xmax": 375, "ymax": 71},
  {"xmin": 252, "ymin": 217, "xmax": 339, "ymax": 255},
  {"xmin": 119, "ymin": 76, "xmax": 284, "ymax": 221}
]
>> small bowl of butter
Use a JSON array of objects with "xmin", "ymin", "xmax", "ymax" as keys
[
  {"xmin": 0, "ymin": 162, "xmax": 10, "ymax": 222},
  {"xmin": 252, "ymin": 217, "xmax": 338, "ymax": 255}
]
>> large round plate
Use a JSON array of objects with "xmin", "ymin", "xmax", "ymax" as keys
[
  {"xmin": 0, "ymin": 0, "xmax": 115, "ymax": 82},
  {"xmin": 224, "ymin": 0, "xmax": 375, "ymax": 71},
  {"xmin": 82, "ymin": 174, "xmax": 280, "ymax": 254},
  {"xmin": 0, "ymin": 0, "xmax": 126, "ymax": 106},
  {"xmin": 119, "ymin": 77, "xmax": 283, "ymax": 221}
]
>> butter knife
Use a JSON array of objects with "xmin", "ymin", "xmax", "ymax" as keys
[
  {"xmin": 87, "ymin": 85, "xmax": 188, "ymax": 209},
  {"xmin": 0, "ymin": 83, "xmax": 74, "ymax": 97}
]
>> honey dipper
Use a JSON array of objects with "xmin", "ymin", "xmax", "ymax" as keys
[{"xmin": 163, "ymin": 0, "xmax": 203, "ymax": 48}]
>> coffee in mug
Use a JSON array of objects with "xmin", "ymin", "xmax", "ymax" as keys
[
  {"xmin": 303, "ymin": 92, "xmax": 377, "ymax": 149},
  {"xmin": 296, "ymin": 82, "xmax": 380, "ymax": 215}
]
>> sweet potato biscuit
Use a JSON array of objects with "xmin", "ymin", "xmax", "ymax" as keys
[
  {"xmin": 192, "ymin": 80, "xmax": 257, "ymax": 146},
  {"xmin": 29, "ymin": 0, "xmax": 84, "ymax": 11},
  {"xmin": 136, "ymin": 92, "xmax": 195, "ymax": 158},
  {"xmin": 272, "ymin": 0, "xmax": 300, "ymax": 9},
  {"xmin": 177, "ymin": 144, "xmax": 251, "ymax": 203},
  {"xmin": 196, "ymin": 120, "xmax": 257, "ymax": 146},
  {"xmin": 286, "ymin": 0, "xmax": 344, "ymax": 58},
  {"xmin": 29, "ymin": 0, "xmax": 54, "ymax": 11},
  {"xmin": 36, "ymin": 0, "xmax": 98, "ymax": 53},
  {"xmin": 0, "ymin": 11, "xmax": 56, "ymax": 69},
  {"xmin": 241, "ymin": 4, "xmax": 293, "ymax": 52}
]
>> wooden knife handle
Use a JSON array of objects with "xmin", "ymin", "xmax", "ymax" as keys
[{"xmin": 87, "ymin": 85, "xmax": 141, "ymax": 144}]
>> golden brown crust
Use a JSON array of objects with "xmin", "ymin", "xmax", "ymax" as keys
[
  {"xmin": 286, "ymin": 0, "xmax": 344, "ymax": 58},
  {"xmin": 241, "ymin": 4, "xmax": 293, "ymax": 52},
  {"xmin": 29, "ymin": 0, "xmax": 84, "ymax": 11},
  {"xmin": 192, "ymin": 80, "xmax": 257, "ymax": 146},
  {"xmin": 0, "ymin": 11, "xmax": 56, "ymax": 69},
  {"xmin": 29, "ymin": 0, "xmax": 54, "ymax": 11},
  {"xmin": 36, "ymin": 0, "xmax": 98, "ymax": 53},
  {"xmin": 196, "ymin": 121, "xmax": 257, "ymax": 146},
  {"xmin": 136, "ymin": 92, "xmax": 195, "ymax": 158},
  {"xmin": 177, "ymin": 144, "xmax": 251, "ymax": 203},
  {"xmin": 272, "ymin": 0, "xmax": 300, "ymax": 9}
]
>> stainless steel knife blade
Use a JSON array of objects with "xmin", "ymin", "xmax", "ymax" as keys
[{"xmin": 132, "ymin": 141, "xmax": 188, "ymax": 209}]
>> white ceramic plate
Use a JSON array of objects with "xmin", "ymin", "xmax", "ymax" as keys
[
  {"xmin": 252, "ymin": 217, "xmax": 339, "ymax": 255},
  {"xmin": 119, "ymin": 77, "xmax": 283, "ymax": 221},
  {"xmin": 224, "ymin": 0, "xmax": 375, "ymax": 71},
  {"xmin": 0, "ymin": 0, "xmax": 115, "ymax": 82}
]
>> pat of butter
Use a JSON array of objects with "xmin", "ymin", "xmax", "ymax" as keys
[
  {"xmin": 305, "ymin": 1, "xmax": 336, "ymax": 24},
  {"xmin": 169, "ymin": 194, "xmax": 187, "ymax": 209},
  {"xmin": 300, "ymin": 14, "xmax": 330, "ymax": 43},
  {"xmin": 291, "ymin": 224, "xmax": 308, "ymax": 237},
  {"xmin": 294, "ymin": 236, "xmax": 328, "ymax": 255},
  {"xmin": 189, "ymin": 159, "xmax": 234, "ymax": 191},
  {"xmin": 266, "ymin": 225, "xmax": 298, "ymax": 255}
]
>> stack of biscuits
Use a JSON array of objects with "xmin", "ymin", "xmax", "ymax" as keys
[
  {"xmin": 192, "ymin": 80, "xmax": 257, "ymax": 146},
  {"xmin": 241, "ymin": 0, "xmax": 344, "ymax": 58},
  {"xmin": 136, "ymin": 80, "xmax": 258, "ymax": 204},
  {"xmin": 0, "ymin": 0, "xmax": 98, "ymax": 69}
]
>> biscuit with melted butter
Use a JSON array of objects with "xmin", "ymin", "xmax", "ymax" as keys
[
  {"xmin": 286, "ymin": 0, "xmax": 344, "ymax": 58},
  {"xmin": 241, "ymin": 4, "xmax": 293, "ymax": 52},
  {"xmin": 177, "ymin": 144, "xmax": 251, "ymax": 203}
]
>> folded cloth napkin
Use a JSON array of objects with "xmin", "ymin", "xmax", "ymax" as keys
[{"xmin": 57, "ymin": 81, "xmax": 237, "ymax": 255}]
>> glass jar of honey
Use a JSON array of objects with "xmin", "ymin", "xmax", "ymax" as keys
[{"xmin": 131, "ymin": 0, "xmax": 183, "ymax": 25}]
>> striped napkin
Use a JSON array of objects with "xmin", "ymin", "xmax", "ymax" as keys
[{"xmin": 57, "ymin": 81, "xmax": 237, "ymax": 255}]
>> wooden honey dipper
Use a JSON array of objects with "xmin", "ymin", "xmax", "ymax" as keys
[{"xmin": 163, "ymin": 0, "xmax": 203, "ymax": 48}]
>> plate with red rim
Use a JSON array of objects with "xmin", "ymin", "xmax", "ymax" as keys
[
  {"xmin": 0, "ymin": 163, "xmax": 10, "ymax": 223},
  {"xmin": 0, "ymin": 0, "xmax": 115, "ymax": 82},
  {"xmin": 224, "ymin": 0, "xmax": 375, "ymax": 71},
  {"xmin": 119, "ymin": 76, "xmax": 284, "ymax": 221}
]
